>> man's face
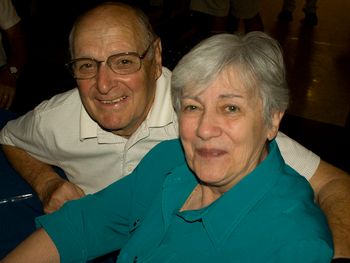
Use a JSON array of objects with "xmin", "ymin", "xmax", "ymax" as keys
[{"xmin": 73, "ymin": 12, "xmax": 162, "ymax": 137}]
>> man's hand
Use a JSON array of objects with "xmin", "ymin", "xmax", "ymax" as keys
[
  {"xmin": 40, "ymin": 177, "xmax": 85, "ymax": 214},
  {"xmin": 1, "ymin": 145, "xmax": 86, "ymax": 214}
]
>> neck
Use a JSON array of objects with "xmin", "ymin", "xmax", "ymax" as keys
[{"xmin": 181, "ymin": 184, "xmax": 222, "ymax": 211}]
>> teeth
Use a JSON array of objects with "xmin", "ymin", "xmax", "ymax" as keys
[{"xmin": 101, "ymin": 96, "xmax": 126, "ymax": 104}]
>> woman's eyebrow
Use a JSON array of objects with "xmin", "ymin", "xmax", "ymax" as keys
[{"xmin": 219, "ymin": 93, "xmax": 244, "ymax": 99}]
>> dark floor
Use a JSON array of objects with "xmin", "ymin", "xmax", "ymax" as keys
[{"xmin": 9, "ymin": 0, "xmax": 350, "ymax": 173}]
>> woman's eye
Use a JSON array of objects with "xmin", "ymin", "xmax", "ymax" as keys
[{"xmin": 183, "ymin": 105, "xmax": 198, "ymax": 111}]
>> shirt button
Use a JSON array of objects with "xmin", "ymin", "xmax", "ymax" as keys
[{"xmin": 127, "ymin": 165, "xmax": 134, "ymax": 173}]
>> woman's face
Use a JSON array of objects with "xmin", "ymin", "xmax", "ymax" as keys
[{"xmin": 179, "ymin": 67, "xmax": 282, "ymax": 192}]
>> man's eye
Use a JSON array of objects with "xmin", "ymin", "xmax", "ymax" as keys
[
  {"xmin": 77, "ymin": 61, "xmax": 96, "ymax": 72},
  {"xmin": 225, "ymin": 105, "xmax": 239, "ymax": 112},
  {"xmin": 119, "ymin": 59, "xmax": 133, "ymax": 65},
  {"xmin": 113, "ymin": 57, "xmax": 137, "ymax": 68},
  {"xmin": 80, "ymin": 63, "xmax": 94, "ymax": 69}
]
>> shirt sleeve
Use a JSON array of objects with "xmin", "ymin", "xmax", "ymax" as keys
[
  {"xmin": 0, "ymin": 0, "xmax": 21, "ymax": 30},
  {"xmin": 275, "ymin": 132, "xmax": 320, "ymax": 180},
  {"xmin": 35, "ymin": 139, "xmax": 184, "ymax": 262},
  {"xmin": 0, "ymin": 109, "xmax": 58, "ymax": 166},
  {"xmin": 36, "ymin": 169, "xmax": 136, "ymax": 262},
  {"xmin": 0, "ymin": 111, "xmax": 33, "ymax": 146}
]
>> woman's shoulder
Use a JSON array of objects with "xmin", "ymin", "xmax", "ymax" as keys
[{"xmin": 138, "ymin": 139, "xmax": 185, "ymax": 171}]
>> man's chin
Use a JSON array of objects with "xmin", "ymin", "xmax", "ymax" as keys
[{"xmin": 97, "ymin": 118, "xmax": 125, "ymax": 131}]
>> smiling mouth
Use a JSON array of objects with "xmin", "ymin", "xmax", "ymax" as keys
[
  {"xmin": 196, "ymin": 148, "xmax": 226, "ymax": 158},
  {"xmin": 100, "ymin": 96, "xmax": 127, "ymax": 104}
]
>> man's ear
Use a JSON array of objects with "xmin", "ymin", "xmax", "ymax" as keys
[
  {"xmin": 267, "ymin": 111, "xmax": 285, "ymax": 141},
  {"xmin": 153, "ymin": 38, "xmax": 162, "ymax": 79}
]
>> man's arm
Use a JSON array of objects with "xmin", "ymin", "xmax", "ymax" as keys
[
  {"xmin": 310, "ymin": 160, "xmax": 350, "ymax": 258},
  {"xmin": 0, "ymin": 229, "xmax": 59, "ymax": 263},
  {"xmin": 2, "ymin": 144, "xmax": 85, "ymax": 213}
]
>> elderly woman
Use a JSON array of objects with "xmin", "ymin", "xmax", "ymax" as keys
[{"xmin": 2, "ymin": 32, "xmax": 333, "ymax": 262}]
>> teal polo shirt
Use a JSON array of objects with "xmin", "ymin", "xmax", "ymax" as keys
[{"xmin": 37, "ymin": 139, "xmax": 333, "ymax": 262}]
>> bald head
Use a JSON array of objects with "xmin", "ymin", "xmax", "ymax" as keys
[{"xmin": 69, "ymin": 2, "xmax": 156, "ymax": 58}]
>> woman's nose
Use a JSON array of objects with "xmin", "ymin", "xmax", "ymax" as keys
[{"xmin": 196, "ymin": 111, "xmax": 222, "ymax": 140}]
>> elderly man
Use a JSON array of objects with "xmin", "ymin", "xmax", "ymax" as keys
[{"xmin": 0, "ymin": 2, "xmax": 349, "ymax": 260}]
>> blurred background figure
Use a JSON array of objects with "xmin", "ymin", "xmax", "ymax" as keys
[
  {"xmin": 0, "ymin": 0, "xmax": 27, "ymax": 109},
  {"xmin": 278, "ymin": 0, "xmax": 318, "ymax": 26},
  {"xmin": 190, "ymin": 0, "xmax": 264, "ymax": 36}
]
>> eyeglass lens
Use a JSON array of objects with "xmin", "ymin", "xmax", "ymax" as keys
[
  {"xmin": 68, "ymin": 41, "xmax": 153, "ymax": 79},
  {"xmin": 70, "ymin": 54, "xmax": 142, "ymax": 79}
]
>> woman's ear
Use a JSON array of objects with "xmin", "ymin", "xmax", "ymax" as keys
[{"xmin": 267, "ymin": 111, "xmax": 285, "ymax": 141}]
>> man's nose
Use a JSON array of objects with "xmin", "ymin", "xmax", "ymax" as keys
[{"xmin": 95, "ymin": 63, "xmax": 115, "ymax": 94}]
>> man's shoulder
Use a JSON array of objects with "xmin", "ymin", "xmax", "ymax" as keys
[
  {"xmin": 33, "ymin": 89, "xmax": 81, "ymax": 116},
  {"xmin": 0, "ymin": 89, "xmax": 82, "ymax": 146},
  {"xmin": 162, "ymin": 67, "xmax": 172, "ymax": 77},
  {"xmin": 1, "ymin": 89, "xmax": 81, "ymax": 133}
]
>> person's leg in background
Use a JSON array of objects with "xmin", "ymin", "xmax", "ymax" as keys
[
  {"xmin": 190, "ymin": 0, "xmax": 263, "ymax": 35},
  {"xmin": 190, "ymin": 0, "xmax": 229, "ymax": 37},
  {"xmin": 302, "ymin": 0, "xmax": 318, "ymax": 26},
  {"xmin": 228, "ymin": 0, "xmax": 264, "ymax": 33},
  {"xmin": 278, "ymin": 0, "xmax": 318, "ymax": 25},
  {"xmin": 278, "ymin": 0, "xmax": 296, "ymax": 23}
]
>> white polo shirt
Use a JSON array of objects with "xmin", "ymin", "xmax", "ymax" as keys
[{"xmin": 275, "ymin": 131, "xmax": 320, "ymax": 179}]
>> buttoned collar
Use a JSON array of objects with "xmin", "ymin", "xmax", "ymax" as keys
[
  {"xmin": 79, "ymin": 105, "xmax": 125, "ymax": 143},
  {"xmin": 162, "ymin": 140, "xmax": 285, "ymax": 248}
]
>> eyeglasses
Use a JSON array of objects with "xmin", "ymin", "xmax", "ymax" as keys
[{"xmin": 66, "ymin": 43, "xmax": 152, "ymax": 79}]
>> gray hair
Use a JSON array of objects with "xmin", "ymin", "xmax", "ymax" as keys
[
  {"xmin": 68, "ymin": 2, "xmax": 157, "ymax": 58},
  {"xmin": 171, "ymin": 31, "xmax": 289, "ymax": 127}
]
